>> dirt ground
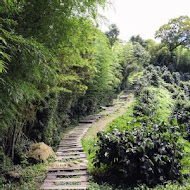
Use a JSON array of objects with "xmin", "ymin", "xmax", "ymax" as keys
[{"xmin": 85, "ymin": 94, "xmax": 134, "ymax": 140}]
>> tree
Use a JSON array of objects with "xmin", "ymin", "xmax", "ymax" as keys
[
  {"xmin": 0, "ymin": 0, "xmax": 111, "ymax": 162},
  {"xmin": 155, "ymin": 16, "xmax": 190, "ymax": 53},
  {"xmin": 105, "ymin": 24, "xmax": 120, "ymax": 46},
  {"xmin": 130, "ymin": 35, "xmax": 147, "ymax": 48},
  {"xmin": 76, "ymin": 31, "xmax": 121, "ymax": 114}
]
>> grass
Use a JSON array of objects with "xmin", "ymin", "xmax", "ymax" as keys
[
  {"xmin": 0, "ymin": 159, "xmax": 52, "ymax": 190},
  {"xmin": 143, "ymin": 85, "xmax": 175, "ymax": 122},
  {"xmin": 87, "ymin": 179, "xmax": 190, "ymax": 190},
  {"xmin": 82, "ymin": 94, "xmax": 134, "ymax": 172},
  {"xmin": 179, "ymin": 138, "xmax": 190, "ymax": 175},
  {"xmin": 105, "ymin": 101, "xmax": 135, "ymax": 132}
]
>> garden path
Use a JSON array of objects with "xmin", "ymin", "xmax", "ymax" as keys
[{"xmin": 40, "ymin": 90, "xmax": 134, "ymax": 190}]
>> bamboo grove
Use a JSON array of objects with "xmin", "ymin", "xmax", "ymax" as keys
[{"xmin": 0, "ymin": 0, "xmax": 127, "ymax": 168}]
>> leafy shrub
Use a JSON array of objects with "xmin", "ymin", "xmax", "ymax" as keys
[
  {"xmin": 179, "ymin": 82, "xmax": 190, "ymax": 98},
  {"xmin": 150, "ymin": 72, "xmax": 160, "ymax": 86},
  {"xmin": 162, "ymin": 71, "xmax": 174, "ymax": 84},
  {"xmin": 174, "ymin": 46, "xmax": 190, "ymax": 73},
  {"xmin": 163, "ymin": 83, "xmax": 176, "ymax": 93},
  {"xmin": 173, "ymin": 103, "xmax": 190, "ymax": 141},
  {"xmin": 176, "ymin": 92, "xmax": 188, "ymax": 102},
  {"xmin": 173, "ymin": 72, "xmax": 181, "ymax": 84},
  {"xmin": 145, "ymin": 65, "xmax": 160, "ymax": 86},
  {"xmin": 133, "ymin": 88, "xmax": 157, "ymax": 117},
  {"xmin": 94, "ymin": 119, "xmax": 184, "ymax": 187},
  {"xmin": 160, "ymin": 65, "xmax": 168, "ymax": 73},
  {"xmin": 146, "ymin": 65, "xmax": 155, "ymax": 72},
  {"xmin": 154, "ymin": 66, "xmax": 162, "ymax": 75},
  {"xmin": 0, "ymin": 151, "xmax": 13, "ymax": 184}
]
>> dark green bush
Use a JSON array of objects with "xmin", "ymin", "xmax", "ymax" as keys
[
  {"xmin": 150, "ymin": 72, "xmax": 160, "ymax": 86},
  {"xmin": 173, "ymin": 103, "xmax": 190, "ymax": 141},
  {"xmin": 146, "ymin": 65, "xmax": 155, "ymax": 72},
  {"xmin": 94, "ymin": 119, "xmax": 184, "ymax": 187},
  {"xmin": 163, "ymin": 83, "xmax": 176, "ymax": 93},
  {"xmin": 172, "ymin": 72, "xmax": 181, "ymax": 85},
  {"xmin": 133, "ymin": 88, "xmax": 157, "ymax": 118},
  {"xmin": 162, "ymin": 71, "xmax": 174, "ymax": 84}
]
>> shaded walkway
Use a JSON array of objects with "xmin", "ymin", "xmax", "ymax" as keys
[{"xmin": 40, "ymin": 90, "xmax": 133, "ymax": 190}]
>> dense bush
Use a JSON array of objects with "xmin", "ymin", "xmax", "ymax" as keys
[
  {"xmin": 119, "ymin": 42, "xmax": 150, "ymax": 89},
  {"xmin": 133, "ymin": 88, "xmax": 157, "ymax": 118},
  {"xmin": 173, "ymin": 72, "xmax": 181, "ymax": 84},
  {"xmin": 162, "ymin": 71, "xmax": 174, "ymax": 84},
  {"xmin": 174, "ymin": 46, "xmax": 190, "ymax": 73},
  {"xmin": 173, "ymin": 103, "xmax": 190, "ymax": 141},
  {"xmin": 134, "ymin": 66, "xmax": 161, "ymax": 96},
  {"xmin": 163, "ymin": 83, "xmax": 176, "ymax": 93},
  {"xmin": 94, "ymin": 119, "xmax": 184, "ymax": 186},
  {"xmin": 93, "ymin": 63, "xmax": 190, "ymax": 187}
]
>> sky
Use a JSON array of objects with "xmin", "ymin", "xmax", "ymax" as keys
[{"xmin": 99, "ymin": 0, "xmax": 190, "ymax": 41}]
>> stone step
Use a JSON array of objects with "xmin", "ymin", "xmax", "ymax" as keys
[
  {"xmin": 66, "ymin": 133, "xmax": 85, "ymax": 136},
  {"xmin": 57, "ymin": 148, "xmax": 84, "ymax": 152},
  {"xmin": 58, "ymin": 145, "xmax": 82, "ymax": 148},
  {"xmin": 41, "ymin": 184, "xmax": 89, "ymax": 190},
  {"xmin": 79, "ymin": 120, "xmax": 94, "ymax": 123},
  {"xmin": 56, "ymin": 152, "xmax": 86, "ymax": 156},
  {"xmin": 119, "ymin": 95, "xmax": 128, "ymax": 99},
  {"xmin": 48, "ymin": 167, "xmax": 87, "ymax": 172},
  {"xmin": 44, "ymin": 176, "xmax": 87, "ymax": 182},
  {"xmin": 62, "ymin": 138, "xmax": 80, "ymax": 141},
  {"xmin": 82, "ymin": 115, "xmax": 102, "ymax": 121},
  {"xmin": 59, "ymin": 142, "xmax": 81, "ymax": 145},
  {"xmin": 61, "ymin": 139, "xmax": 81, "ymax": 142},
  {"xmin": 47, "ymin": 171, "xmax": 87, "ymax": 176},
  {"xmin": 56, "ymin": 150, "xmax": 83, "ymax": 153},
  {"xmin": 56, "ymin": 155, "xmax": 86, "ymax": 160},
  {"xmin": 60, "ymin": 139, "xmax": 81, "ymax": 142},
  {"xmin": 58, "ymin": 143, "xmax": 82, "ymax": 146},
  {"xmin": 64, "ymin": 135, "xmax": 81, "ymax": 138},
  {"xmin": 40, "ymin": 92, "xmax": 132, "ymax": 189},
  {"xmin": 77, "ymin": 123, "xmax": 93, "ymax": 127}
]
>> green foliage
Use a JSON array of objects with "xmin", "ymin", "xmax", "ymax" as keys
[
  {"xmin": 162, "ymin": 70, "xmax": 175, "ymax": 84},
  {"xmin": 0, "ymin": 161, "xmax": 50, "ymax": 190},
  {"xmin": 1, "ymin": 2, "xmax": 190, "ymax": 189},
  {"xmin": 152, "ymin": 16, "xmax": 190, "ymax": 71},
  {"xmin": 0, "ymin": 1, "xmax": 121, "ymax": 187},
  {"xmin": 155, "ymin": 16, "xmax": 190, "ymax": 52},
  {"xmin": 174, "ymin": 46, "xmax": 190, "ymax": 72},
  {"xmin": 72, "ymin": 32, "xmax": 122, "ymax": 115},
  {"xmin": 88, "ymin": 178, "xmax": 190, "ymax": 190},
  {"xmin": 119, "ymin": 42, "xmax": 150, "ymax": 89},
  {"xmin": 105, "ymin": 24, "xmax": 120, "ymax": 46},
  {"xmin": 0, "ymin": 151, "xmax": 13, "ymax": 184},
  {"xmin": 173, "ymin": 102, "xmax": 190, "ymax": 141},
  {"xmin": 105, "ymin": 102, "xmax": 135, "ymax": 132},
  {"xmin": 92, "ymin": 64, "xmax": 190, "ymax": 188},
  {"xmin": 133, "ymin": 88, "xmax": 158, "ymax": 118},
  {"xmin": 94, "ymin": 119, "xmax": 184, "ymax": 186},
  {"xmin": 149, "ymin": 43, "xmax": 171, "ymax": 66},
  {"xmin": 130, "ymin": 35, "xmax": 147, "ymax": 48}
]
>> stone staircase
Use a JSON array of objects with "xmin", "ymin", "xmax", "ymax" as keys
[{"xmin": 40, "ymin": 90, "xmax": 132, "ymax": 190}]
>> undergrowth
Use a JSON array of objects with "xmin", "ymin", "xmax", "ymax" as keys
[{"xmin": 83, "ymin": 66, "xmax": 190, "ymax": 190}]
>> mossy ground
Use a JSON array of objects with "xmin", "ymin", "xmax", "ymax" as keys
[{"xmin": 0, "ymin": 158, "xmax": 54, "ymax": 190}]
